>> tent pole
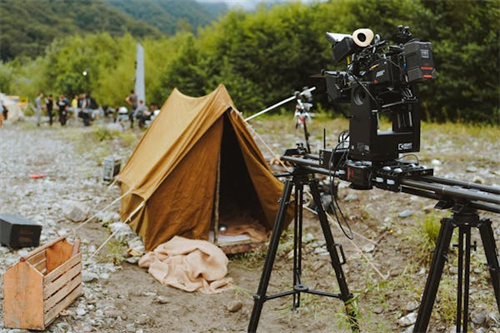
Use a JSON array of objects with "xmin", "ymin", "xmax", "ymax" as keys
[{"xmin": 213, "ymin": 152, "xmax": 221, "ymax": 245}]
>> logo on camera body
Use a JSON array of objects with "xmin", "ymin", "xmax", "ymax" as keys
[{"xmin": 398, "ymin": 142, "xmax": 413, "ymax": 151}]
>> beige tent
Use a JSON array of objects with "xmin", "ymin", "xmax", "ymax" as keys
[
  {"xmin": 0, "ymin": 94, "xmax": 24, "ymax": 122},
  {"xmin": 118, "ymin": 84, "xmax": 289, "ymax": 251}
]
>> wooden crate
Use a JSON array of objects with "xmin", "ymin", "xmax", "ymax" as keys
[{"xmin": 3, "ymin": 236, "xmax": 83, "ymax": 330}]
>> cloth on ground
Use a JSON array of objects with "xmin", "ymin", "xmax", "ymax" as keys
[{"xmin": 139, "ymin": 236, "xmax": 232, "ymax": 293}]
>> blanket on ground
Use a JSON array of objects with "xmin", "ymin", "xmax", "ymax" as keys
[{"xmin": 139, "ymin": 236, "xmax": 232, "ymax": 294}]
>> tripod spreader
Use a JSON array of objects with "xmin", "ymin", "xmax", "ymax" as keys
[{"xmin": 248, "ymin": 165, "xmax": 358, "ymax": 333}]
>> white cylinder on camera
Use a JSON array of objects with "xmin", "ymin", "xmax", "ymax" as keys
[{"xmin": 352, "ymin": 28, "xmax": 374, "ymax": 47}]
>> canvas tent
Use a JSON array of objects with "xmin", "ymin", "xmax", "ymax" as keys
[
  {"xmin": 117, "ymin": 84, "xmax": 289, "ymax": 251},
  {"xmin": 0, "ymin": 94, "xmax": 24, "ymax": 122}
]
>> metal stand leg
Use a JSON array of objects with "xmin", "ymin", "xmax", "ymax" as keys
[
  {"xmin": 414, "ymin": 209, "xmax": 500, "ymax": 333},
  {"xmin": 248, "ymin": 172, "xmax": 357, "ymax": 333},
  {"xmin": 248, "ymin": 180, "xmax": 294, "ymax": 333}
]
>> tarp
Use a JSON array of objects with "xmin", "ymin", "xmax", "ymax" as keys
[{"xmin": 118, "ymin": 84, "xmax": 289, "ymax": 251}]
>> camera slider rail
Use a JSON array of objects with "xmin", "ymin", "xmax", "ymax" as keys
[{"xmin": 275, "ymin": 150, "xmax": 500, "ymax": 333}]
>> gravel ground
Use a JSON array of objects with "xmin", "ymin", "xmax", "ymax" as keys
[{"xmin": 0, "ymin": 117, "xmax": 499, "ymax": 333}]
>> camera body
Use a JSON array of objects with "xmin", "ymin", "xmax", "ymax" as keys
[{"xmin": 325, "ymin": 26, "xmax": 435, "ymax": 162}]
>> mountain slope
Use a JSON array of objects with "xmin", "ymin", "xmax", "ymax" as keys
[
  {"xmin": 106, "ymin": 0, "xmax": 228, "ymax": 35},
  {"xmin": 0, "ymin": 0, "xmax": 228, "ymax": 62}
]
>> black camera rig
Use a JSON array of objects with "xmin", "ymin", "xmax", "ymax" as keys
[
  {"xmin": 249, "ymin": 26, "xmax": 499, "ymax": 333},
  {"xmin": 324, "ymin": 25, "xmax": 435, "ymax": 163}
]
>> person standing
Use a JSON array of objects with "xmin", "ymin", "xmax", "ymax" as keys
[
  {"xmin": 70, "ymin": 94, "xmax": 79, "ymax": 121},
  {"xmin": 125, "ymin": 90, "xmax": 137, "ymax": 129},
  {"xmin": 56, "ymin": 95, "xmax": 69, "ymax": 126},
  {"xmin": 45, "ymin": 94, "xmax": 54, "ymax": 126},
  {"xmin": 34, "ymin": 93, "xmax": 44, "ymax": 127}
]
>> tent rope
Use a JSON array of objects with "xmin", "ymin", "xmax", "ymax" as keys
[
  {"xmin": 242, "ymin": 117, "xmax": 292, "ymax": 172},
  {"xmin": 303, "ymin": 205, "xmax": 387, "ymax": 280},
  {"xmin": 85, "ymin": 200, "xmax": 145, "ymax": 262},
  {"xmin": 71, "ymin": 187, "xmax": 133, "ymax": 236}
]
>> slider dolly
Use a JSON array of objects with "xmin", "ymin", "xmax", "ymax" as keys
[
  {"xmin": 414, "ymin": 205, "xmax": 500, "ymax": 332},
  {"xmin": 248, "ymin": 165, "xmax": 358, "ymax": 332}
]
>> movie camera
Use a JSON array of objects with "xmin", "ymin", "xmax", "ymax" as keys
[
  {"xmin": 249, "ymin": 26, "xmax": 499, "ymax": 333},
  {"xmin": 319, "ymin": 25, "xmax": 436, "ymax": 189}
]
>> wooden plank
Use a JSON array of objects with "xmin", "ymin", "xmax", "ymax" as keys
[
  {"xmin": 26, "ymin": 251, "xmax": 46, "ymax": 266},
  {"xmin": 32, "ymin": 258, "xmax": 47, "ymax": 273},
  {"xmin": 46, "ymin": 239, "xmax": 73, "ymax": 274},
  {"xmin": 44, "ymin": 254, "xmax": 81, "ymax": 284},
  {"xmin": 43, "ymin": 273, "xmax": 82, "ymax": 313},
  {"xmin": 44, "ymin": 283, "xmax": 82, "ymax": 327},
  {"xmin": 43, "ymin": 262, "xmax": 82, "ymax": 299},
  {"xmin": 3, "ymin": 262, "xmax": 45, "ymax": 330},
  {"xmin": 20, "ymin": 236, "xmax": 66, "ymax": 262}
]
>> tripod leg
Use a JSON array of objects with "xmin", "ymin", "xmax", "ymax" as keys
[
  {"xmin": 414, "ymin": 217, "xmax": 456, "ymax": 333},
  {"xmin": 309, "ymin": 180, "xmax": 358, "ymax": 330},
  {"xmin": 478, "ymin": 219, "xmax": 500, "ymax": 312},
  {"xmin": 456, "ymin": 227, "xmax": 465, "ymax": 331},
  {"xmin": 293, "ymin": 183, "xmax": 304, "ymax": 309},
  {"xmin": 248, "ymin": 180, "xmax": 294, "ymax": 333}
]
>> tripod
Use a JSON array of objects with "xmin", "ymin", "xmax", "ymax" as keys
[
  {"xmin": 414, "ymin": 205, "xmax": 500, "ymax": 332},
  {"xmin": 248, "ymin": 165, "xmax": 358, "ymax": 333}
]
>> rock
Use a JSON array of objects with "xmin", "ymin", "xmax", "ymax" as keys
[
  {"xmin": 471, "ymin": 309, "xmax": 487, "ymax": 325},
  {"xmin": 62, "ymin": 200, "xmax": 90, "ymax": 222},
  {"xmin": 0, "ymin": 246, "xmax": 11, "ymax": 254},
  {"xmin": 398, "ymin": 210, "xmax": 413, "ymax": 218},
  {"xmin": 487, "ymin": 310, "xmax": 500, "ymax": 325},
  {"xmin": 405, "ymin": 301, "xmax": 420, "ymax": 312},
  {"xmin": 227, "ymin": 300, "xmax": 243, "ymax": 313},
  {"xmin": 135, "ymin": 314, "xmax": 150, "ymax": 325},
  {"xmin": 83, "ymin": 272, "xmax": 99, "ymax": 283},
  {"xmin": 344, "ymin": 194, "xmax": 358, "ymax": 202},
  {"xmin": 472, "ymin": 175, "xmax": 485, "ymax": 184},
  {"xmin": 431, "ymin": 159, "xmax": 442, "ymax": 166},
  {"xmin": 156, "ymin": 296, "xmax": 169, "ymax": 304},
  {"xmin": 104, "ymin": 306, "xmax": 122, "ymax": 318},
  {"xmin": 125, "ymin": 323, "xmax": 136, "ymax": 332},
  {"xmin": 398, "ymin": 312, "xmax": 418, "ymax": 327},
  {"xmin": 109, "ymin": 222, "xmax": 136, "ymax": 243},
  {"xmin": 76, "ymin": 307, "xmax": 87, "ymax": 316},
  {"xmin": 466, "ymin": 166, "xmax": 478, "ymax": 173},
  {"xmin": 362, "ymin": 243, "xmax": 375, "ymax": 253},
  {"xmin": 125, "ymin": 256, "xmax": 140, "ymax": 264}
]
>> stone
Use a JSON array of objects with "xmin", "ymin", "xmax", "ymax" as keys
[
  {"xmin": 125, "ymin": 323, "xmax": 136, "ymax": 332},
  {"xmin": 83, "ymin": 272, "xmax": 99, "ymax": 283},
  {"xmin": 344, "ymin": 194, "xmax": 358, "ymax": 202},
  {"xmin": 398, "ymin": 210, "xmax": 413, "ymax": 218},
  {"xmin": 62, "ymin": 200, "xmax": 89, "ymax": 222},
  {"xmin": 405, "ymin": 301, "xmax": 420, "ymax": 312},
  {"xmin": 466, "ymin": 166, "xmax": 478, "ymax": 173},
  {"xmin": 135, "ymin": 314, "xmax": 150, "ymax": 325},
  {"xmin": 156, "ymin": 296, "xmax": 169, "ymax": 304},
  {"xmin": 227, "ymin": 300, "xmax": 243, "ymax": 313},
  {"xmin": 362, "ymin": 243, "xmax": 375, "ymax": 253},
  {"xmin": 398, "ymin": 312, "xmax": 418, "ymax": 327},
  {"xmin": 470, "ymin": 309, "xmax": 486, "ymax": 325}
]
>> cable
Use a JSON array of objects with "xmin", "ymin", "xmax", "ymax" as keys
[{"xmin": 325, "ymin": 140, "xmax": 354, "ymax": 240}]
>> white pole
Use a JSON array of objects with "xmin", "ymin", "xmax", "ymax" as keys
[{"xmin": 245, "ymin": 86, "xmax": 316, "ymax": 121}]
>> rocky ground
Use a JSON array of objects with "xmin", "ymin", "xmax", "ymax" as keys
[{"xmin": 0, "ymin": 115, "xmax": 498, "ymax": 333}]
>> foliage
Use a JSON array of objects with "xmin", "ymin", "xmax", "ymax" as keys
[
  {"xmin": 106, "ymin": 0, "xmax": 228, "ymax": 36},
  {"xmin": 1, "ymin": 0, "xmax": 498, "ymax": 123}
]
